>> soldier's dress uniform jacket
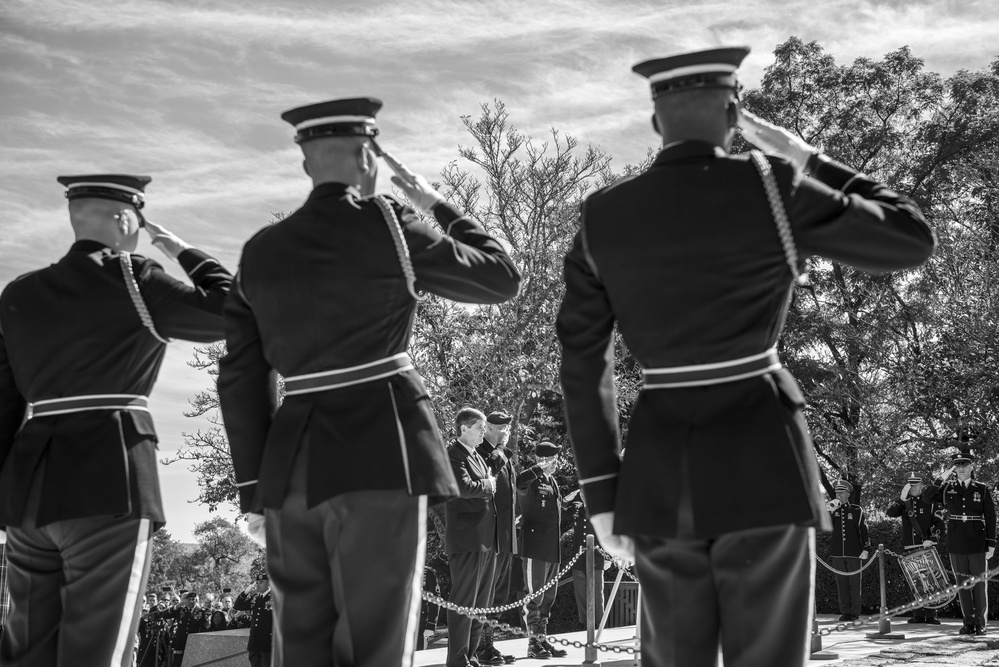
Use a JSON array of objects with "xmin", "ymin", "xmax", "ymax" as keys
[
  {"xmin": 162, "ymin": 605, "xmax": 209, "ymax": 655},
  {"xmin": 830, "ymin": 502, "xmax": 871, "ymax": 557},
  {"xmin": 927, "ymin": 479, "xmax": 997, "ymax": 554},
  {"xmin": 0, "ymin": 242, "xmax": 232, "ymax": 528},
  {"xmin": 219, "ymin": 186, "xmax": 519, "ymax": 513},
  {"xmin": 233, "ymin": 591, "xmax": 273, "ymax": 654},
  {"xmin": 516, "ymin": 464, "xmax": 562, "ymax": 563},
  {"xmin": 557, "ymin": 142, "xmax": 935, "ymax": 539},
  {"xmin": 886, "ymin": 494, "xmax": 944, "ymax": 548}
]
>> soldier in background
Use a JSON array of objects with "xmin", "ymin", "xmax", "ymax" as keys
[
  {"xmin": 568, "ymin": 491, "xmax": 607, "ymax": 627},
  {"xmin": 926, "ymin": 451, "xmax": 997, "ymax": 635},
  {"xmin": 161, "ymin": 591, "xmax": 209, "ymax": 667},
  {"xmin": 516, "ymin": 442, "xmax": 567, "ymax": 660},
  {"xmin": 476, "ymin": 410, "xmax": 519, "ymax": 666},
  {"xmin": 827, "ymin": 480, "xmax": 870, "ymax": 622},
  {"xmin": 233, "ymin": 574, "xmax": 272, "ymax": 667},
  {"xmin": 886, "ymin": 471, "xmax": 944, "ymax": 624}
]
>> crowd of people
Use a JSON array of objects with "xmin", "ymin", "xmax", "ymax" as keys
[
  {"xmin": 134, "ymin": 574, "xmax": 272, "ymax": 667},
  {"xmin": 0, "ymin": 43, "xmax": 935, "ymax": 667}
]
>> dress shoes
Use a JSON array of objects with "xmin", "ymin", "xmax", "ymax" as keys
[
  {"xmin": 906, "ymin": 617, "xmax": 922, "ymax": 624},
  {"xmin": 475, "ymin": 644, "xmax": 505, "ymax": 666},
  {"xmin": 975, "ymin": 625, "xmax": 988, "ymax": 636},
  {"xmin": 924, "ymin": 618, "xmax": 941, "ymax": 625},
  {"xmin": 959, "ymin": 624, "xmax": 975, "ymax": 635},
  {"xmin": 541, "ymin": 639, "xmax": 567, "ymax": 658}
]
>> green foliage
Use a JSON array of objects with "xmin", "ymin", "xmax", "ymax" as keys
[{"xmin": 148, "ymin": 518, "xmax": 262, "ymax": 594}]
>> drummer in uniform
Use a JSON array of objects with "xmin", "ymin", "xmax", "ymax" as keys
[
  {"xmin": 218, "ymin": 97, "xmax": 520, "ymax": 667},
  {"xmin": 0, "ymin": 174, "xmax": 232, "ymax": 667},
  {"xmin": 556, "ymin": 46, "xmax": 935, "ymax": 666},
  {"xmin": 886, "ymin": 471, "xmax": 944, "ymax": 623},
  {"xmin": 926, "ymin": 451, "xmax": 997, "ymax": 635}
]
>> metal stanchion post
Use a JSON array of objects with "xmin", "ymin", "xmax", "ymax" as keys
[
  {"xmin": 811, "ymin": 600, "xmax": 838, "ymax": 660},
  {"xmin": 866, "ymin": 544, "xmax": 904, "ymax": 639},
  {"xmin": 584, "ymin": 534, "xmax": 600, "ymax": 665}
]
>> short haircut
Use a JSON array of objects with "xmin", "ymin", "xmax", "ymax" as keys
[{"xmin": 455, "ymin": 407, "xmax": 486, "ymax": 434}]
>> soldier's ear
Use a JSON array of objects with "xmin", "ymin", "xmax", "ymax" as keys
[
  {"xmin": 651, "ymin": 114, "xmax": 661, "ymax": 136},
  {"xmin": 302, "ymin": 160, "xmax": 310, "ymax": 177}
]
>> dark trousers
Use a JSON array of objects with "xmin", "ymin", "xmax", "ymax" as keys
[
  {"xmin": 950, "ymin": 552, "xmax": 988, "ymax": 627},
  {"xmin": 0, "ymin": 514, "xmax": 152, "ymax": 667},
  {"xmin": 480, "ymin": 550, "xmax": 513, "ymax": 644},
  {"xmin": 446, "ymin": 551, "xmax": 496, "ymax": 667},
  {"xmin": 830, "ymin": 556, "xmax": 863, "ymax": 617},
  {"xmin": 634, "ymin": 524, "xmax": 814, "ymax": 667},
  {"xmin": 573, "ymin": 567, "xmax": 605, "ymax": 626},
  {"xmin": 248, "ymin": 651, "xmax": 272, "ymax": 667},
  {"xmin": 265, "ymin": 444, "xmax": 426, "ymax": 667},
  {"xmin": 521, "ymin": 558, "xmax": 558, "ymax": 633}
]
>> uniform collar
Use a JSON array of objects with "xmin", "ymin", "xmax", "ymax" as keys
[
  {"xmin": 307, "ymin": 181, "xmax": 363, "ymax": 201},
  {"xmin": 654, "ymin": 140, "xmax": 727, "ymax": 165},
  {"xmin": 69, "ymin": 239, "xmax": 110, "ymax": 254}
]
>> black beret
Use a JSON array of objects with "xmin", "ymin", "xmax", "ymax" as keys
[
  {"xmin": 487, "ymin": 411, "xmax": 513, "ymax": 425},
  {"xmin": 536, "ymin": 441, "xmax": 561, "ymax": 457}
]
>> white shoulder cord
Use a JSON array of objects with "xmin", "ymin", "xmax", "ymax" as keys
[
  {"xmin": 119, "ymin": 252, "xmax": 171, "ymax": 344},
  {"xmin": 749, "ymin": 150, "xmax": 801, "ymax": 282},
  {"xmin": 372, "ymin": 196, "xmax": 426, "ymax": 301}
]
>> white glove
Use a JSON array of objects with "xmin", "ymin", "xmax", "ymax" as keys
[
  {"xmin": 143, "ymin": 219, "xmax": 193, "ymax": 262},
  {"xmin": 826, "ymin": 499, "xmax": 841, "ymax": 512},
  {"xmin": 738, "ymin": 110, "xmax": 817, "ymax": 174},
  {"xmin": 859, "ymin": 550, "xmax": 869, "ymax": 560},
  {"xmin": 989, "ymin": 547, "xmax": 995, "ymax": 560},
  {"xmin": 922, "ymin": 540, "xmax": 935, "ymax": 547},
  {"xmin": 487, "ymin": 476, "xmax": 497, "ymax": 494},
  {"xmin": 942, "ymin": 466, "xmax": 956, "ymax": 480},
  {"xmin": 380, "ymin": 150, "xmax": 445, "ymax": 214},
  {"xmin": 423, "ymin": 629, "xmax": 435, "ymax": 639},
  {"xmin": 247, "ymin": 513, "xmax": 267, "ymax": 549},
  {"xmin": 589, "ymin": 512, "xmax": 635, "ymax": 565},
  {"xmin": 900, "ymin": 483, "xmax": 911, "ymax": 501},
  {"xmin": 0, "ymin": 528, "xmax": 6, "ymax": 544}
]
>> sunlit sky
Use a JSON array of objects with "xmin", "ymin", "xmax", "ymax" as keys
[{"xmin": 2, "ymin": 0, "xmax": 996, "ymax": 541}]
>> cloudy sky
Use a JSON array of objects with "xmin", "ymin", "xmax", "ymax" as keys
[{"xmin": 2, "ymin": 0, "xmax": 996, "ymax": 541}]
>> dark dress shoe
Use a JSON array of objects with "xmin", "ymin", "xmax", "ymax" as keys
[
  {"xmin": 837, "ymin": 614, "xmax": 851, "ymax": 622},
  {"xmin": 959, "ymin": 625, "xmax": 975, "ymax": 635},
  {"xmin": 502, "ymin": 654, "xmax": 516, "ymax": 664},
  {"xmin": 907, "ymin": 617, "xmax": 922, "ymax": 624},
  {"xmin": 976, "ymin": 625, "xmax": 988, "ymax": 636},
  {"xmin": 925, "ymin": 618, "xmax": 941, "ymax": 625}
]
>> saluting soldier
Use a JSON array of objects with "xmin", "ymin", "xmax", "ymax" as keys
[
  {"xmin": 0, "ymin": 175, "xmax": 232, "ymax": 667},
  {"xmin": 827, "ymin": 480, "xmax": 870, "ymax": 622},
  {"xmin": 161, "ymin": 591, "xmax": 209, "ymax": 667},
  {"xmin": 218, "ymin": 98, "xmax": 520, "ymax": 667},
  {"xmin": 516, "ymin": 441, "xmax": 566, "ymax": 660},
  {"xmin": 926, "ymin": 451, "xmax": 997, "ymax": 635},
  {"xmin": 476, "ymin": 410, "xmax": 519, "ymax": 666},
  {"xmin": 886, "ymin": 471, "xmax": 945, "ymax": 624},
  {"xmin": 233, "ymin": 575, "xmax": 272, "ymax": 667},
  {"xmin": 556, "ymin": 47, "xmax": 935, "ymax": 667}
]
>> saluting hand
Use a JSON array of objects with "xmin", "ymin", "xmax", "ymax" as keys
[
  {"xmin": 144, "ymin": 220, "xmax": 192, "ymax": 262},
  {"xmin": 738, "ymin": 110, "xmax": 816, "ymax": 174},
  {"xmin": 380, "ymin": 150, "xmax": 446, "ymax": 215}
]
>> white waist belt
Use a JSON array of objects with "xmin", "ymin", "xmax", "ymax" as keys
[
  {"xmin": 283, "ymin": 352, "xmax": 414, "ymax": 396},
  {"xmin": 26, "ymin": 394, "xmax": 150, "ymax": 420},
  {"xmin": 643, "ymin": 348, "xmax": 781, "ymax": 389}
]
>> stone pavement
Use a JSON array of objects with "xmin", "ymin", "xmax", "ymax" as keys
[{"xmin": 413, "ymin": 616, "xmax": 999, "ymax": 666}]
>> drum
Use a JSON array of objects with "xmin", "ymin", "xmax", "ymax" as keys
[{"xmin": 897, "ymin": 546, "xmax": 955, "ymax": 609}]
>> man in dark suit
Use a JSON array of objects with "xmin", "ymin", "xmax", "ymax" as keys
[
  {"xmin": 233, "ymin": 575, "xmax": 272, "ymax": 667},
  {"xmin": 516, "ymin": 442, "xmax": 566, "ymax": 659},
  {"xmin": 926, "ymin": 451, "xmax": 997, "ymax": 635},
  {"xmin": 476, "ymin": 410, "xmax": 518, "ymax": 665},
  {"xmin": 886, "ymin": 471, "xmax": 945, "ymax": 624},
  {"xmin": 218, "ymin": 99, "xmax": 519, "ymax": 667},
  {"xmin": 0, "ymin": 174, "xmax": 232, "ymax": 667},
  {"xmin": 826, "ymin": 480, "xmax": 870, "ymax": 621},
  {"xmin": 556, "ymin": 47, "xmax": 935, "ymax": 667},
  {"xmin": 444, "ymin": 407, "xmax": 498, "ymax": 667}
]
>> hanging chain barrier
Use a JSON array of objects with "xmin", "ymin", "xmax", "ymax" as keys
[
  {"xmin": 815, "ymin": 553, "xmax": 880, "ymax": 576},
  {"xmin": 422, "ymin": 546, "xmax": 639, "ymax": 655}
]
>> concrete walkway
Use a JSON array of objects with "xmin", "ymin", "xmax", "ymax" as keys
[{"xmin": 413, "ymin": 616, "xmax": 999, "ymax": 665}]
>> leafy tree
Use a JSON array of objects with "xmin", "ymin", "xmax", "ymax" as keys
[{"xmin": 190, "ymin": 516, "xmax": 261, "ymax": 591}]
